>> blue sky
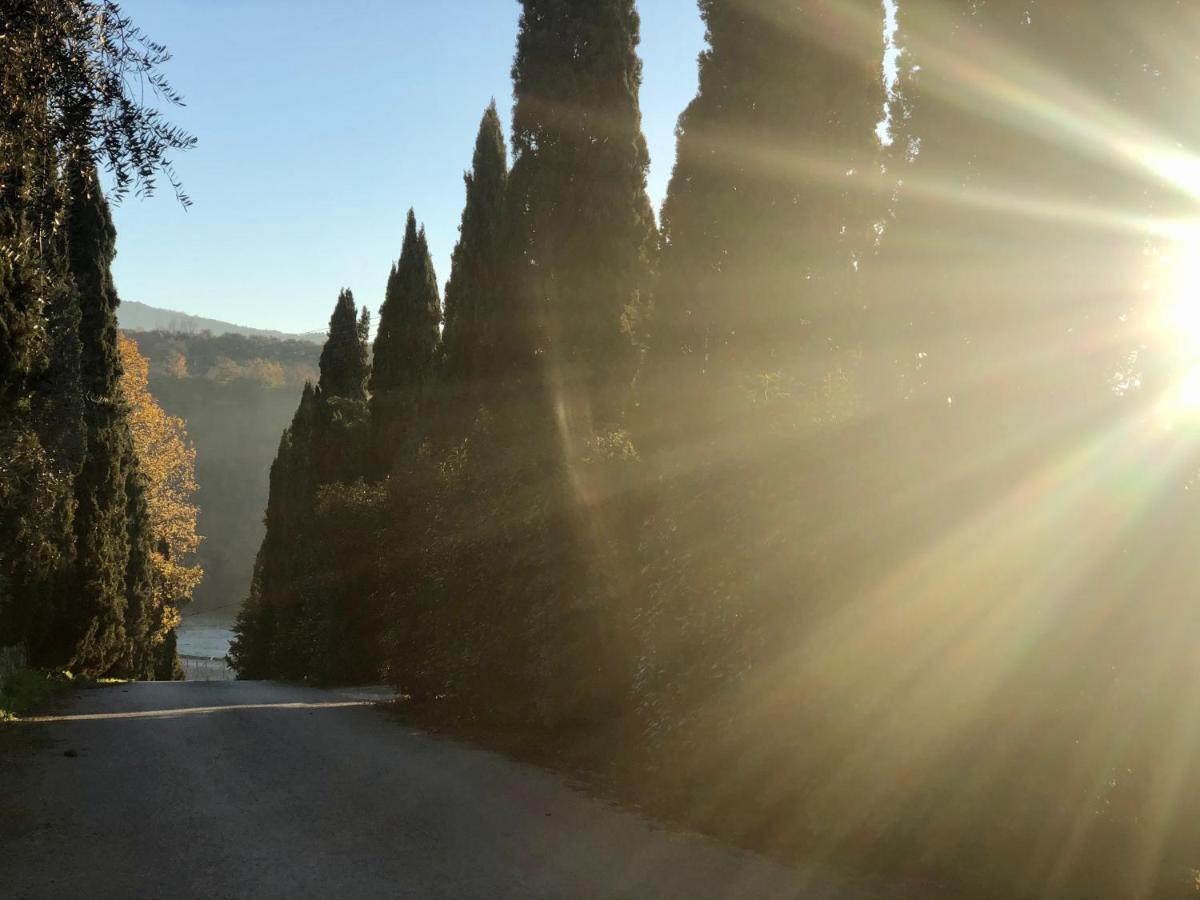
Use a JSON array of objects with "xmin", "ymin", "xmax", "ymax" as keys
[{"xmin": 107, "ymin": 1, "xmax": 708, "ymax": 335}]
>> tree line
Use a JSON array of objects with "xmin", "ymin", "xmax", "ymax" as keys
[
  {"xmin": 0, "ymin": 1, "xmax": 198, "ymax": 679},
  {"xmin": 232, "ymin": 1, "xmax": 1200, "ymax": 892},
  {"xmin": 4, "ymin": 0, "xmax": 1195, "ymax": 893}
]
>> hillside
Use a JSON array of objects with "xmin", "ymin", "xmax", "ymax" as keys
[
  {"xmin": 123, "ymin": 331, "xmax": 322, "ymax": 616},
  {"xmin": 119, "ymin": 300, "xmax": 324, "ymax": 344}
]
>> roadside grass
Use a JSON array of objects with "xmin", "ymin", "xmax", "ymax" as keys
[
  {"xmin": 0, "ymin": 667, "xmax": 74, "ymax": 842},
  {"xmin": 0, "ymin": 668, "xmax": 69, "ymax": 722}
]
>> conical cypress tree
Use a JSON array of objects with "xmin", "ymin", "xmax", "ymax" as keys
[
  {"xmin": 56, "ymin": 166, "xmax": 156, "ymax": 676},
  {"xmin": 442, "ymin": 101, "xmax": 509, "ymax": 388},
  {"xmin": 646, "ymin": 0, "xmax": 885, "ymax": 446},
  {"xmin": 0, "ymin": 0, "xmax": 194, "ymax": 664},
  {"xmin": 273, "ymin": 380, "xmax": 320, "ymax": 569},
  {"xmin": 356, "ymin": 306, "xmax": 371, "ymax": 358},
  {"xmin": 457, "ymin": 1, "xmax": 658, "ymax": 727},
  {"xmin": 120, "ymin": 450, "xmax": 158, "ymax": 678},
  {"xmin": 233, "ymin": 379, "xmax": 321, "ymax": 677},
  {"xmin": 507, "ymin": 0, "xmax": 656, "ymax": 429},
  {"xmin": 313, "ymin": 290, "xmax": 372, "ymax": 482},
  {"xmin": 369, "ymin": 210, "xmax": 440, "ymax": 471},
  {"xmin": 58, "ymin": 169, "xmax": 130, "ymax": 673},
  {"xmin": 631, "ymin": 0, "xmax": 887, "ymax": 788},
  {"xmin": 318, "ymin": 288, "xmax": 369, "ymax": 402},
  {"xmin": 0, "ymin": 130, "xmax": 77, "ymax": 655}
]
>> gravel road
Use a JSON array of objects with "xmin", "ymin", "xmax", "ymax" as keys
[{"xmin": 1, "ymin": 680, "xmax": 884, "ymax": 899}]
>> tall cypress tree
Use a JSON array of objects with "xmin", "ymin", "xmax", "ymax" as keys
[
  {"xmin": 369, "ymin": 210, "xmax": 440, "ymax": 472},
  {"xmin": 507, "ymin": 0, "xmax": 656, "ymax": 429},
  {"xmin": 0, "ymin": 3, "xmax": 192, "ymax": 673},
  {"xmin": 442, "ymin": 101, "xmax": 509, "ymax": 389},
  {"xmin": 315, "ymin": 289, "xmax": 372, "ymax": 483},
  {"xmin": 0, "ymin": 119, "xmax": 76, "ymax": 654},
  {"xmin": 630, "ymin": 0, "xmax": 887, "ymax": 804},
  {"xmin": 356, "ymin": 305, "xmax": 371, "ymax": 364},
  {"xmin": 52, "ymin": 167, "xmax": 156, "ymax": 676},
  {"xmin": 646, "ymin": 0, "xmax": 885, "ymax": 448},
  {"xmin": 232, "ymin": 380, "xmax": 320, "ymax": 677},
  {"xmin": 318, "ymin": 288, "xmax": 369, "ymax": 402},
  {"xmin": 57, "ymin": 169, "xmax": 130, "ymax": 673},
  {"xmin": 452, "ymin": 1, "xmax": 657, "ymax": 727},
  {"xmin": 120, "ymin": 448, "xmax": 158, "ymax": 679},
  {"xmin": 236, "ymin": 287, "xmax": 380, "ymax": 680}
]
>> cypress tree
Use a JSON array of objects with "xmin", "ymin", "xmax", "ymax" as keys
[
  {"xmin": 507, "ymin": 0, "xmax": 656, "ymax": 428},
  {"xmin": 269, "ymin": 381, "xmax": 320, "ymax": 598},
  {"xmin": 442, "ymin": 101, "xmax": 509, "ymax": 388},
  {"xmin": 369, "ymin": 210, "xmax": 441, "ymax": 472},
  {"xmin": 0, "ymin": 2, "xmax": 192, "ymax": 673},
  {"xmin": 446, "ymin": 0, "xmax": 657, "ymax": 727},
  {"xmin": 230, "ymin": 546, "xmax": 272, "ymax": 679},
  {"xmin": 318, "ymin": 288, "xmax": 370, "ymax": 402},
  {"xmin": 120, "ymin": 449, "xmax": 158, "ymax": 679},
  {"xmin": 0, "ymin": 137, "xmax": 47, "ymax": 413},
  {"xmin": 54, "ymin": 168, "xmax": 150, "ymax": 675},
  {"xmin": 314, "ymin": 290, "xmax": 372, "ymax": 483},
  {"xmin": 356, "ymin": 305, "xmax": 371, "ymax": 363},
  {"xmin": 232, "ymin": 381, "xmax": 320, "ymax": 677},
  {"xmin": 0, "ymin": 120, "xmax": 74, "ymax": 654},
  {"xmin": 237, "ymin": 283, "xmax": 381, "ymax": 680},
  {"xmin": 646, "ymin": 0, "xmax": 885, "ymax": 447},
  {"xmin": 630, "ymin": 0, "xmax": 887, "ymax": 812}
]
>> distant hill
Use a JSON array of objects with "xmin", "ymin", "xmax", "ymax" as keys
[{"xmin": 118, "ymin": 300, "xmax": 325, "ymax": 344}]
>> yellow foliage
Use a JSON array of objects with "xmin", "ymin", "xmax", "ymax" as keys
[
  {"xmin": 205, "ymin": 356, "xmax": 243, "ymax": 384},
  {"xmin": 118, "ymin": 333, "xmax": 203, "ymax": 633},
  {"xmin": 245, "ymin": 358, "xmax": 286, "ymax": 389},
  {"xmin": 165, "ymin": 349, "xmax": 188, "ymax": 379}
]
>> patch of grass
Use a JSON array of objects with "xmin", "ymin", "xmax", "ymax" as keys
[{"xmin": 0, "ymin": 668, "xmax": 68, "ymax": 721}]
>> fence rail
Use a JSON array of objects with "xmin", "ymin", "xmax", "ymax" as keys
[{"xmin": 180, "ymin": 654, "xmax": 235, "ymax": 681}]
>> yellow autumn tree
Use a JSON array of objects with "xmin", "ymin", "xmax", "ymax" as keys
[{"xmin": 118, "ymin": 333, "xmax": 203, "ymax": 636}]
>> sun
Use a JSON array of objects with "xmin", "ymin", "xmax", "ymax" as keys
[
  {"xmin": 1167, "ymin": 233, "xmax": 1200, "ymax": 356},
  {"xmin": 1158, "ymin": 228, "xmax": 1200, "ymax": 420}
]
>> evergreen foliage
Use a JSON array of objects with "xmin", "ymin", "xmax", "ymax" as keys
[
  {"xmin": 231, "ymin": 290, "xmax": 377, "ymax": 682},
  {"xmin": 507, "ymin": 0, "xmax": 656, "ymax": 427},
  {"xmin": 1, "ymin": 0, "xmax": 192, "ymax": 679},
  {"xmin": 231, "ymin": 383, "xmax": 318, "ymax": 678},
  {"xmin": 441, "ymin": 102, "xmax": 509, "ymax": 388},
  {"xmin": 53, "ymin": 171, "xmax": 158, "ymax": 676},
  {"xmin": 220, "ymin": 3, "xmax": 1200, "ymax": 894},
  {"xmin": 622, "ymin": 0, "xmax": 890, "ymax": 843},
  {"xmin": 369, "ymin": 210, "xmax": 441, "ymax": 474},
  {"xmin": 647, "ymin": 0, "xmax": 884, "ymax": 435},
  {"xmin": 0, "ymin": 139, "xmax": 76, "ymax": 661},
  {"xmin": 318, "ymin": 289, "xmax": 370, "ymax": 402}
]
